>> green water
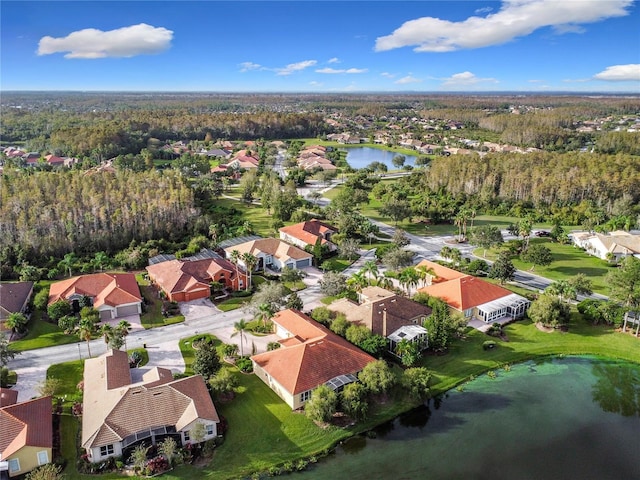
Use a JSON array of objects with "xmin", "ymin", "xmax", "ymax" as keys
[{"xmin": 297, "ymin": 357, "xmax": 640, "ymax": 480}]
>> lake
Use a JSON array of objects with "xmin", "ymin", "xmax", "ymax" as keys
[
  {"xmin": 295, "ymin": 356, "xmax": 640, "ymax": 480},
  {"xmin": 341, "ymin": 147, "xmax": 418, "ymax": 170}
]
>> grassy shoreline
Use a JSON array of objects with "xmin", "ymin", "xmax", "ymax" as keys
[{"xmin": 51, "ymin": 314, "xmax": 639, "ymax": 480}]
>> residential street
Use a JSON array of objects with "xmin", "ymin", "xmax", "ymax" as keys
[{"xmin": 7, "ymin": 190, "xmax": 607, "ymax": 400}]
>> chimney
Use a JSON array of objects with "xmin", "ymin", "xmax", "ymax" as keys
[{"xmin": 382, "ymin": 309, "xmax": 387, "ymax": 337}]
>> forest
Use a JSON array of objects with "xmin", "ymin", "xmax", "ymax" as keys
[{"xmin": 1, "ymin": 92, "xmax": 639, "ymax": 281}]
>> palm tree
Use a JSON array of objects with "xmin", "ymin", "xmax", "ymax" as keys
[
  {"xmin": 76, "ymin": 318, "xmax": 96, "ymax": 358},
  {"xmin": 399, "ymin": 267, "xmax": 420, "ymax": 296},
  {"xmin": 117, "ymin": 320, "xmax": 132, "ymax": 351},
  {"xmin": 92, "ymin": 251, "xmax": 110, "ymax": 272},
  {"xmin": 440, "ymin": 246, "xmax": 452, "ymax": 261},
  {"xmin": 361, "ymin": 260, "xmax": 379, "ymax": 285},
  {"xmin": 5, "ymin": 313, "xmax": 28, "ymax": 337},
  {"xmin": 242, "ymin": 252, "xmax": 258, "ymax": 291},
  {"xmin": 58, "ymin": 252, "xmax": 78, "ymax": 277},
  {"xmin": 415, "ymin": 265, "xmax": 436, "ymax": 287},
  {"xmin": 254, "ymin": 303, "xmax": 274, "ymax": 328},
  {"xmin": 347, "ymin": 271, "xmax": 368, "ymax": 293},
  {"xmin": 230, "ymin": 249, "xmax": 241, "ymax": 289},
  {"xmin": 232, "ymin": 319, "xmax": 249, "ymax": 357}
]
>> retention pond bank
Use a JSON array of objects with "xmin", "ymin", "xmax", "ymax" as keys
[{"xmin": 294, "ymin": 356, "xmax": 640, "ymax": 480}]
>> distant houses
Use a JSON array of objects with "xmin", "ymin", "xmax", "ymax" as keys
[
  {"xmin": 569, "ymin": 230, "xmax": 640, "ymax": 262},
  {"xmin": 223, "ymin": 238, "xmax": 313, "ymax": 271},
  {"xmin": 251, "ymin": 309, "xmax": 375, "ymax": 410}
]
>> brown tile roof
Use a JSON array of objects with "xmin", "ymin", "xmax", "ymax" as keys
[
  {"xmin": 146, "ymin": 258, "xmax": 236, "ymax": 296},
  {"xmin": 83, "ymin": 349, "xmax": 219, "ymax": 449},
  {"xmin": 418, "ymin": 275, "xmax": 512, "ymax": 311},
  {"xmin": 0, "ymin": 282, "xmax": 33, "ymax": 316},
  {"xmin": 279, "ymin": 219, "xmax": 337, "ymax": 247},
  {"xmin": 252, "ymin": 309, "xmax": 375, "ymax": 395},
  {"xmin": 48, "ymin": 273, "xmax": 141, "ymax": 309},
  {"xmin": 0, "ymin": 388, "xmax": 18, "ymax": 407},
  {"xmin": 0, "ymin": 396, "xmax": 52, "ymax": 458},
  {"xmin": 329, "ymin": 288, "xmax": 431, "ymax": 337},
  {"xmin": 224, "ymin": 238, "xmax": 312, "ymax": 263}
]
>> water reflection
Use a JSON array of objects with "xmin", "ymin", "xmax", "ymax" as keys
[{"xmin": 592, "ymin": 362, "xmax": 640, "ymax": 417}]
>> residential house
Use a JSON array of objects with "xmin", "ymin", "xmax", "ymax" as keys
[
  {"xmin": 416, "ymin": 260, "xmax": 529, "ymax": 324},
  {"xmin": 327, "ymin": 286, "xmax": 431, "ymax": 354},
  {"xmin": 0, "ymin": 393, "xmax": 52, "ymax": 478},
  {"xmin": 146, "ymin": 256, "xmax": 243, "ymax": 302},
  {"xmin": 251, "ymin": 309, "xmax": 375, "ymax": 410},
  {"xmin": 48, "ymin": 273, "xmax": 142, "ymax": 321},
  {"xmin": 82, "ymin": 349, "xmax": 219, "ymax": 463},
  {"xmin": 224, "ymin": 238, "xmax": 313, "ymax": 271},
  {"xmin": 569, "ymin": 230, "xmax": 640, "ymax": 262},
  {"xmin": 279, "ymin": 219, "xmax": 338, "ymax": 252},
  {"xmin": 227, "ymin": 149, "xmax": 260, "ymax": 170},
  {"xmin": 0, "ymin": 282, "xmax": 33, "ymax": 329}
]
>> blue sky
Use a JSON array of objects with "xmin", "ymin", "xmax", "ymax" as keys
[{"xmin": 1, "ymin": 0, "xmax": 639, "ymax": 92}]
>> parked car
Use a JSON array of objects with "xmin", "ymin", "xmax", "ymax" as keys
[{"xmin": 535, "ymin": 230, "xmax": 551, "ymax": 237}]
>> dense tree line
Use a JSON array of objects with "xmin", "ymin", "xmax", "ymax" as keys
[
  {"xmin": 423, "ymin": 151, "xmax": 640, "ymax": 214},
  {"xmin": 0, "ymin": 169, "xmax": 197, "ymax": 266}
]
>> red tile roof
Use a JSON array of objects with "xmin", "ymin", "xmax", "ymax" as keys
[
  {"xmin": 279, "ymin": 219, "xmax": 337, "ymax": 247},
  {"xmin": 252, "ymin": 309, "xmax": 374, "ymax": 395},
  {"xmin": 415, "ymin": 259, "xmax": 466, "ymax": 283},
  {"xmin": 146, "ymin": 258, "xmax": 236, "ymax": 296},
  {"xmin": 0, "ymin": 396, "xmax": 52, "ymax": 458},
  {"xmin": 418, "ymin": 275, "xmax": 513, "ymax": 311},
  {"xmin": 0, "ymin": 388, "xmax": 18, "ymax": 407},
  {"xmin": 48, "ymin": 273, "xmax": 142, "ymax": 308}
]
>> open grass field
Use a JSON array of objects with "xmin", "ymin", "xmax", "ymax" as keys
[
  {"xmin": 11, "ymin": 310, "xmax": 79, "ymax": 351},
  {"xmin": 478, "ymin": 238, "xmax": 614, "ymax": 295}
]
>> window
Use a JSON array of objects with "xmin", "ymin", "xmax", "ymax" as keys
[
  {"xmin": 37, "ymin": 450, "xmax": 49, "ymax": 465},
  {"xmin": 184, "ymin": 430, "xmax": 190, "ymax": 442},
  {"xmin": 8, "ymin": 458, "xmax": 20, "ymax": 473},
  {"xmin": 299, "ymin": 390, "xmax": 312, "ymax": 403},
  {"xmin": 99, "ymin": 444, "xmax": 114, "ymax": 457},
  {"xmin": 206, "ymin": 424, "xmax": 214, "ymax": 435}
]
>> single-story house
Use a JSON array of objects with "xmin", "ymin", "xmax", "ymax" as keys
[
  {"xmin": 146, "ymin": 257, "xmax": 243, "ymax": 302},
  {"xmin": 416, "ymin": 260, "xmax": 529, "ymax": 324},
  {"xmin": 327, "ymin": 286, "xmax": 431, "ymax": 354},
  {"xmin": 0, "ymin": 392, "xmax": 52, "ymax": 478},
  {"xmin": 569, "ymin": 230, "xmax": 640, "ymax": 262},
  {"xmin": 279, "ymin": 219, "xmax": 338, "ymax": 252},
  {"xmin": 48, "ymin": 273, "xmax": 142, "ymax": 321},
  {"xmin": 251, "ymin": 309, "xmax": 375, "ymax": 410},
  {"xmin": 224, "ymin": 238, "xmax": 313, "ymax": 271},
  {"xmin": 0, "ymin": 282, "xmax": 34, "ymax": 328},
  {"xmin": 82, "ymin": 349, "xmax": 219, "ymax": 463}
]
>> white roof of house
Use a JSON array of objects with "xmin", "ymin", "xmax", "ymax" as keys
[
  {"xmin": 476, "ymin": 293, "xmax": 529, "ymax": 314},
  {"xmin": 387, "ymin": 324, "xmax": 428, "ymax": 343}
]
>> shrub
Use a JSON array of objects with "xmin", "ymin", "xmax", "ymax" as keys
[
  {"xmin": 236, "ymin": 357, "xmax": 253, "ymax": 373},
  {"xmin": 483, "ymin": 340, "xmax": 497, "ymax": 350}
]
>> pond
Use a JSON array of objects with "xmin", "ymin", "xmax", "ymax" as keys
[
  {"xmin": 295, "ymin": 356, "xmax": 640, "ymax": 480},
  {"xmin": 341, "ymin": 147, "xmax": 418, "ymax": 170}
]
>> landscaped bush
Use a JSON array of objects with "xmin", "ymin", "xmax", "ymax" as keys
[
  {"xmin": 231, "ymin": 290, "xmax": 253, "ymax": 298},
  {"xmin": 235, "ymin": 356, "xmax": 253, "ymax": 373},
  {"xmin": 146, "ymin": 455, "xmax": 170, "ymax": 475},
  {"xmin": 483, "ymin": 340, "xmax": 497, "ymax": 350}
]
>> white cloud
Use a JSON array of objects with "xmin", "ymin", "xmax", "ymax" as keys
[
  {"xmin": 309, "ymin": 81, "xmax": 323, "ymax": 86},
  {"xmin": 316, "ymin": 67, "xmax": 368, "ymax": 74},
  {"xmin": 239, "ymin": 62, "xmax": 262, "ymax": 72},
  {"xmin": 381, "ymin": 72, "xmax": 396, "ymax": 78},
  {"xmin": 593, "ymin": 64, "xmax": 640, "ymax": 81},
  {"xmin": 475, "ymin": 7, "xmax": 493, "ymax": 15},
  {"xmin": 375, "ymin": 0, "xmax": 633, "ymax": 52},
  {"xmin": 395, "ymin": 76, "xmax": 422, "ymax": 85},
  {"xmin": 328, "ymin": 57, "xmax": 340, "ymax": 64},
  {"xmin": 37, "ymin": 23, "xmax": 173, "ymax": 59},
  {"xmin": 275, "ymin": 60, "xmax": 317, "ymax": 76},
  {"xmin": 441, "ymin": 72, "xmax": 498, "ymax": 87}
]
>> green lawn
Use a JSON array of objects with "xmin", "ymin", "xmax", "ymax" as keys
[
  {"xmin": 422, "ymin": 316, "xmax": 640, "ymax": 396},
  {"xmin": 138, "ymin": 283, "xmax": 185, "ymax": 329},
  {"xmin": 478, "ymin": 238, "xmax": 614, "ymax": 294},
  {"xmin": 215, "ymin": 197, "xmax": 278, "ymax": 237},
  {"xmin": 217, "ymin": 295, "xmax": 251, "ymax": 312},
  {"xmin": 178, "ymin": 334, "xmax": 220, "ymax": 375},
  {"xmin": 320, "ymin": 257, "xmax": 353, "ymax": 272},
  {"xmin": 11, "ymin": 310, "xmax": 80, "ymax": 351}
]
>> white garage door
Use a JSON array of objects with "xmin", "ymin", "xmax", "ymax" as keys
[
  {"xmin": 116, "ymin": 304, "xmax": 139, "ymax": 318},
  {"xmin": 296, "ymin": 258, "xmax": 312, "ymax": 268}
]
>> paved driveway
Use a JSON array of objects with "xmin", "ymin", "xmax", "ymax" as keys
[{"xmin": 179, "ymin": 298, "xmax": 220, "ymax": 321}]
